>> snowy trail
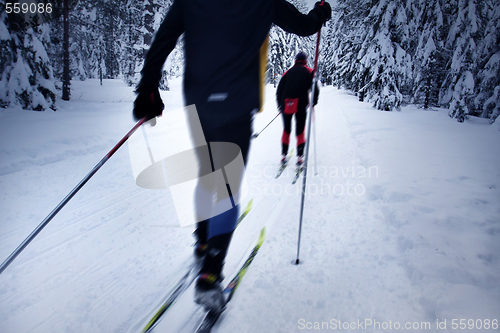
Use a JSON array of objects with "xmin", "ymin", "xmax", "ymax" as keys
[
  {"xmin": 0, "ymin": 80, "xmax": 193, "ymax": 333},
  {"xmin": 0, "ymin": 80, "xmax": 499, "ymax": 333},
  {"xmin": 218, "ymin": 87, "xmax": 427, "ymax": 332}
]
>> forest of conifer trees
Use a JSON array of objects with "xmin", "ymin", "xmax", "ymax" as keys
[{"xmin": 1, "ymin": 0, "xmax": 499, "ymax": 123}]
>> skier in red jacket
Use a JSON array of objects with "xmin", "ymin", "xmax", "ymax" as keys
[
  {"xmin": 276, "ymin": 51, "xmax": 319, "ymax": 166},
  {"xmin": 133, "ymin": 0, "xmax": 331, "ymax": 311}
]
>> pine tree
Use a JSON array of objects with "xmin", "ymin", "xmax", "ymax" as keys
[
  {"xmin": 322, "ymin": 1, "xmax": 367, "ymax": 92},
  {"xmin": 443, "ymin": 0, "xmax": 480, "ymax": 121},
  {"xmin": 474, "ymin": 0, "xmax": 500, "ymax": 122},
  {"xmin": 48, "ymin": 1, "xmax": 102, "ymax": 84},
  {"xmin": 0, "ymin": 11, "xmax": 14, "ymax": 108},
  {"xmin": 101, "ymin": 0, "xmax": 122, "ymax": 79},
  {"xmin": 326, "ymin": 0, "xmax": 414, "ymax": 110},
  {"xmin": 269, "ymin": 25, "xmax": 289, "ymax": 82},
  {"xmin": 319, "ymin": 19, "xmax": 335, "ymax": 86},
  {"xmin": 268, "ymin": 0, "xmax": 315, "ymax": 86},
  {"xmin": 142, "ymin": 0, "xmax": 173, "ymax": 91},
  {"xmin": 412, "ymin": 0, "xmax": 447, "ymax": 109},
  {"xmin": 356, "ymin": 0, "xmax": 414, "ymax": 110},
  {"xmin": 122, "ymin": 0, "xmax": 144, "ymax": 86},
  {"xmin": 24, "ymin": 24, "xmax": 57, "ymax": 110},
  {"xmin": 1, "ymin": 9, "xmax": 56, "ymax": 110}
]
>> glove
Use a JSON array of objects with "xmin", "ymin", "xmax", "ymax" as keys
[
  {"xmin": 313, "ymin": 84, "xmax": 319, "ymax": 106},
  {"xmin": 313, "ymin": 1, "xmax": 332, "ymax": 23},
  {"xmin": 133, "ymin": 89, "xmax": 164, "ymax": 122}
]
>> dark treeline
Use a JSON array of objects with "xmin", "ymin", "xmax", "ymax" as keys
[{"xmin": 1, "ymin": 0, "xmax": 498, "ymax": 123}]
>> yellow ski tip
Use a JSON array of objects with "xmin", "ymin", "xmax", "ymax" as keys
[{"xmin": 247, "ymin": 199, "xmax": 253, "ymax": 212}]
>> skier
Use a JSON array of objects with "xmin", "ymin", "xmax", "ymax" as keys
[
  {"xmin": 132, "ymin": 0, "xmax": 331, "ymax": 311},
  {"xmin": 276, "ymin": 51, "xmax": 319, "ymax": 166}
]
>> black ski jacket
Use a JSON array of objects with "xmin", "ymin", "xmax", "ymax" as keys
[
  {"xmin": 137, "ymin": 0, "xmax": 326, "ymax": 131},
  {"xmin": 276, "ymin": 62, "xmax": 319, "ymax": 113}
]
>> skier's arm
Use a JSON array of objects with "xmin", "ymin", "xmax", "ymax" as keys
[
  {"xmin": 136, "ymin": 0, "xmax": 184, "ymax": 92},
  {"xmin": 273, "ymin": 1, "xmax": 331, "ymax": 37}
]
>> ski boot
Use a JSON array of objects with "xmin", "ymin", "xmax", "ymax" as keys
[
  {"xmin": 281, "ymin": 154, "xmax": 287, "ymax": 165},
  {"xmin": 194, "ymin": 232, "xmax": 232, "ymax": 311},
  {"xmin": 193, "ymin": 221, "xmax": 208, "ymax": 259},
  {"xmin": 297, "ymin": 155, "xmax": 304, "ymax": 166},
  {"xmin": 194, "ymin": 272, "xmax": 225, "ymax": 311}
]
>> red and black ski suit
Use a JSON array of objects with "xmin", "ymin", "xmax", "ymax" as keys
[{"xmin": 276, "ymin": 61, "xmax": 319, "ymax": 157}]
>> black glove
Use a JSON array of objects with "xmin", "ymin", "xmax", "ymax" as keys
[
  {"xmin": 313, "ymin": 84, "xmax": 319, "ymax": 106},
  {"xmin": 133, "ymin": 89, "xmax": 164, "ymax": 122},
  {"xmin": 313, "ymin": 1, "xmax": 332, "ymax": 23}
]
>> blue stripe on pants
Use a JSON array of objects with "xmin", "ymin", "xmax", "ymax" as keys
[{"xmin": 208, "ymin": 204, "xmax": 240, "ymax": 239}]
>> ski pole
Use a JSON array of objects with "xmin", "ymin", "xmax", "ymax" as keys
[
  {"xmin": 313, "ymin": 107, "xmax": 318, "ymax": 176},
  {"xmin": 295, "ymin": 2, "xmax": 324, "ymax": 265},
  {"xmin": 252, "ymin": 111, "xmax": 282, "ymax": 139},
  {"xmin": 0, "ymin": 117, "xmax": 147, "ymax": 275}
]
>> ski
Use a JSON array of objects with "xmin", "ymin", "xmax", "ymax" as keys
[
  {"xmin": 196, "ymin": 309, "xmax": 223, "ymax": 333},
  {"xmin": 195, "ymin": 227, "xmax": 266, "ymax": 333},
  {"xmin": 236, "ymin": 199, "xmax": 253, "ymax": 227},
  {"xmin": 141, "ymin": 199, "xmax": 253, "ymax": 333},
  {"xmin": 142, "ymin": 261, "xmax": 200, "ymax": 333},
  {"xmin": 275, "ymin": 149, "xmax": 294, "ymax": 179},
  {"xmin": 292, "ymin": 165, "xmax": 304, "ymax": 184},
  {"xmin": 275, "ymin": 161, "xmax": 288, "ymax": 179}
]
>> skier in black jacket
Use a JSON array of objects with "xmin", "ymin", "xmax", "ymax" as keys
[
  {"xmin": 133, "ymin": 0, "xmax": 331, "ymax": 311},
  {"xmin": 276, "ymin": 51, "xmax": 319, "ymax": 166}
]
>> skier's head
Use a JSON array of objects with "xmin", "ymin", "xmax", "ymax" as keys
[{"xmin": 295, "ymin": 51, "xmax": 307, "ymax": 65}]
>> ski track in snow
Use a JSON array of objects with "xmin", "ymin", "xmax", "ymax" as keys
[{"xmin": 0, "ymin": 79, "xmax": 499, "ymax": 333}]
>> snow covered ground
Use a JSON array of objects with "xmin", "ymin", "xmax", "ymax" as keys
[{"xmin": 0, "ymin": 78, "xmax": 499, "ymax": 333}]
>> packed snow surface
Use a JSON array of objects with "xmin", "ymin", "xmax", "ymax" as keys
[{"xmin": 0, "ymin": 79, "xmax": 499, "ymax": 333}]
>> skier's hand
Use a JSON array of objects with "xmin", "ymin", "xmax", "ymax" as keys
[
  {"xmin": 313, "ymin": 84, "xmax": 319, "ymax": 106},
  {"xmin": 133, "ymin": 89, "xmax": 164, "ymax": 122},
  {"xmin": 313, "ymin": 1, "xmax": 332, "ymax": 24}
]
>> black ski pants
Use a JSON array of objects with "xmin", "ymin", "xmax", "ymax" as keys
[{"xmin": 281, "ymin": 109, "xmax": 307, "ymax": 157}]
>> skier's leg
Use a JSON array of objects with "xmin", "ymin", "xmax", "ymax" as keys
[
  {"xmin": 193, "ymin": 146, "xmax": 216, "ymax": 258},
  {"xmin": 204, "ymin": 115, "xmax": 251, "ymax": 256},
  {"xmin": 295, "ymin": 109, "xmax": 307, "ymax": 158},
  {"xmin": 193, "ymin": 221, "xmax": 208, "ymax": 258},
  {"xmin": 192, "ymin": 112, "xmax": 251, "ymax": 259},
  {"xmin": 195, "ymin": 115, "xmax": 252, "ymax": 309},
  {"xmin": 281, "ymin": 113, "xmax": 292, "ymax": 158}
]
